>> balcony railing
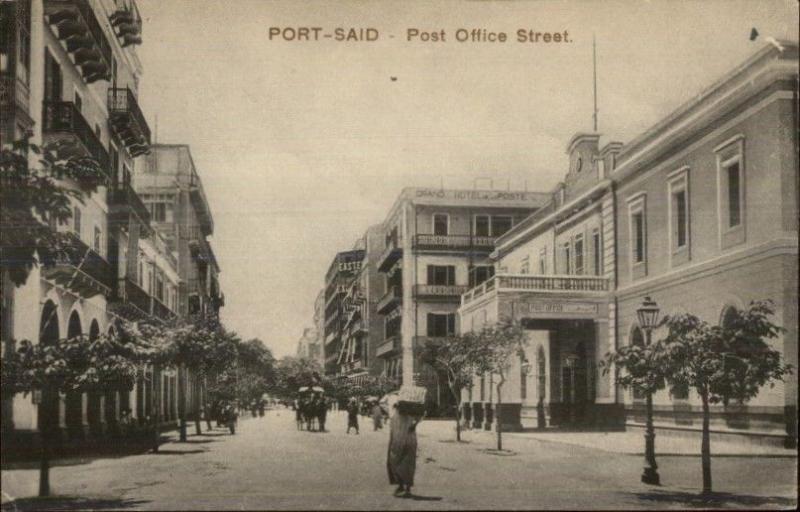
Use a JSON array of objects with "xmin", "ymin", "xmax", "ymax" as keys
[
  {"xmin": 461, "ymin": 274, "xmax": 610, "ymax": 306},
  {"xmin": 119, "ymin": 276, "xmax": 150, "ymax": 316},
  {"xmin": 42, "ymin": 101, "xmax": 110, "ymax": 174},
  {"xmin": 44, "ymin": 0, "xmax": 112, "ymax": 84},
  {"xmin": 42, "ymin": 231, "xmax": 112, "ymax": 297},
  {"xmin": 109, "ymin": 0, "xmax": 143, "ymax": 47},
  {"xmin": 377, "ymin": 238, "xmax": 403, "ymax": 273},
  {"xmin": 413, "ymin": 284, "xmax": 469, "ymax": 299},
  {"xmin": 0, "ymin": 72, "xmax": 29, "ymax": 111},
  {"xmin": 375, "ymin": 336, "xmax": 401, "ymax": 357},
  {"xmin": 108, "ymin": 87, "xmax": 150, "ymax": 157},
  {"xmin": 108, "ymin": 184, "xmax": 151, "ymax": 232},
  {"xmin": 151, "ymin": 297, "xmax": 175, "ymax": 322},
  {"xmin": 377, "ymin": 285, "xmax": 402, "ymax": 314},
  {"xmin": 412, "ymin": 234, "xmax": 496, "ymax": 252}
]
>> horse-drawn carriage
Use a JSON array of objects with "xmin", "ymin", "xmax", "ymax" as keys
[{"xmin": 295, "ymin": 386, "xmax": 328, "ymax": 431}]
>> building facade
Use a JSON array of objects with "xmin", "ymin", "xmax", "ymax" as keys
[
  {"xmin": 459, "ymin": 42, "xmax": 798, "ymax": 445},
  {"xmin": 374, "ymin": 188, "xmax": 549, "ymax": 414},
  {"xmin": 322, "ymin": 248, "xmax": 364, "ymax": 376}
]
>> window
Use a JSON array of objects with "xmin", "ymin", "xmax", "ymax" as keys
[
  {"xmin": 520, "ymin": 256, "xmax": 530, "ymax": 275},
  {"xmin": 633, "ymin": 213, "xmax": 645, "ymax": 263},
  {"xmin": 72, "ymin": 206, "xmax": 81, "ymax": 236},
  {"xmin": 715, "ymin": 135, "xmax": 745, "ymax": 248},
  {"xmin": 592, "ymin": 230, "xmax": 601, "ymax": 276},
  {"xmin": 469, "ymin": 265, "xmax": 494, "ymax": 287},
  {"xmin": 492, "ymin": 216, "xmax": 513, "ymax": 237},
  {"xmin": 427, "ymin": 313, "xmax": 456, "ymax": 337},
  {"xmin": 74, "ymin": 90, "xmax": 82, "ymax": 112},
  {"xmin": 538, "ymin": 247, "xmax": 547, "ymax": 275},
  {"xmin": 726, "ymin": 162, "xmax": 741, "ymax": 228},
  {"xmin": 427, "ymin": 265, "xmax": 455, "ymax": 286},
  {"xmin": 150, "ymin": 203, "xmax": 167, "ymax": 222},
  {"xmin": 668, "ymin": 167, "xmax": 690, "ymax": 265},
  {"xmin": 93, "ymin": 226, "xmax": 102, "ymax": 253},
  {"xmin": 561, "ymin": 242, "xmax": 571, "ymax": 274},
  {"xmin": 474, "ymin": 215, "xmax": 490, "ymax": 237},
  {"xmin": 573, "ymin": 235, "xmax": 584, "ymax": 275},
  {"xmin": 433, "ymin": 213, "xmax": 448, "ymax": 236},
  {"xmin": 44, "ymin": 50, "xmax": 62, "ymax": 101}
]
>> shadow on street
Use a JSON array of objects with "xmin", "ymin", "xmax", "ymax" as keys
[
  {"xmin": 1, "ymin": 496, "xmax": 149, "ymax": 511},
  {"xmin": 632, "ymin": 490, "xmax": 797, "ymax": 509}
]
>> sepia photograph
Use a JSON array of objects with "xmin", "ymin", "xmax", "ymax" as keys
[{"xmin": 0, "ymin": 0, "xmax": 798, "ymax": 510}]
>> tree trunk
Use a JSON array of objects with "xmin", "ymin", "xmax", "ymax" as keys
[
  {"xmin": 203, "ymin": 376, "xmax": 212, "ymax": 430},
  {"xmin": 701, "ymin": 390, "xmax": 712, "ymax": 494},
  {"xmin": 38, "ymin": 431, "xmax": 50, "ymax": 496},
  {"xmin": 194, "ymin": 377, "xmax": 202, "ymax": 436},
  {"xmin": 152, "ymin": 364, "xmax": 161, "ymax": 452},
  {"xmin": 496, "ymin": 378, "xmax": 504, "ymax": 451},
  {"xmin": 178, "ymin": 364, "xmax": 187, "ymax": 442}
]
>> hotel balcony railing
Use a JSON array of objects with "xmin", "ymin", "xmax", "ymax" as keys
[
  {"xmin": 412, "ymin": 234, "xmax": 496, "ymax": 252},
  {"xmin": 151, "ymin": 297, "xmax": 176, "ymax": 322},
  {"xmin": 461, "ymin": 274, "xmax": 610, "ymax": 306},
  {"xmin": 109, "ymin": 0, "xmax": 143, "ymax": 47},
  {"xmin": 375, "ymin": 335, "xmax": 401, "ymax": 357},
  {"xmin": 42, "ymin": 101, "xmax": 110, "ymax": 174},
  {"xmin": 413, "ymin": 284, "xmax": 469, "ymax": 299},
  {"xmin": 377, "ymin": 285, "xmax": 402, "ymax": 314},
  {"xmin": 107, "ymin": 184, "xmax": 151, "ymax": 232},
  {"xmin": 377, "ymin": 238, "xmax": 403, "ymax": 273},
  {"xmin": 42, "ymin": 231, "xmax": 112, "ymax": 298},
  {"xmin": 117, "ymin": 276, "xmax": 151, "ymax": 316},
  {"xmin": 0, "ymin": 72, "xmax": 30, "ymax": 112},
  {"xmin": 108, "ymin": 87, "xmax": 150, "ymax": 157},
  {"xmin": 44, "ymin": 0, "xmax": 112, "ymax": 84}
]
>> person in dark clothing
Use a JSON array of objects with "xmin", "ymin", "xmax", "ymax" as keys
[
  {"xmin": 346, "ymin": 398, "xmax": 360, "ymax": 434},
  {"xmin": 317, "ymin": 397, "xmax": 328, "ymax": 432}
]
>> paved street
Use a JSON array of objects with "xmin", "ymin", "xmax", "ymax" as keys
[{"xmin": 1, "ymin": 410, "xmax": 796, "ymax": 510}]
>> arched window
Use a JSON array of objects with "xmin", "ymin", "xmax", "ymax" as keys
[
  {"xmin": 630, "ymin": 326, "xmax": 645, "ymax": 400},
  {"xmin": 67, "ymin": 311, "xmax": 82, "ymax": 339},
  {"xmin": 721, "ymin": 305, "xmax": 738, "ymax": 329},
  {"xmin": 537, "ymin": 347, "xmax": 546, "ymax": 402},
  {"xmin": 89, "ymin": 320, "xmax": 100, "ymax": 341}
]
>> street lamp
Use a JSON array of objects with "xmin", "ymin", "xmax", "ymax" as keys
[{"xmin": 637, "ymin": 296, "xmax": 661, "ymax": 486}]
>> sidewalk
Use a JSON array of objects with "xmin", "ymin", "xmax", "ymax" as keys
[{"xmin": 416, "ymin": 420, "xmax": 797, "ymax": 457}]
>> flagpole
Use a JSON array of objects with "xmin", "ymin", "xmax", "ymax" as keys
[{"xmin": 592, "ymin": 33, "xmax": 598, "ymax": 133}]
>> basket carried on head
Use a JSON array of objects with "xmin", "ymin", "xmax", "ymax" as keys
[{"xmin": 396, "ymin": 386, "xmax": 427, "ymax": 416}]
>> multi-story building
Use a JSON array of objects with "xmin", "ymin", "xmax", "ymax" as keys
[
  {"xmin": 0, "ymin": 0, "xmax": 179, "ymax": 447},
  {"xmin": 133, "ymin": 144, "xmax": 224, "ymax": 323},
  {"xmin": 459, "ymin": 41, "xmax": 798, "ymax": 446},
  {"xmin": 312, "ymin": 289, "xmax": 325, "ymax": 367},
  {"xmin": 296, "ymin": 327, "xmax": 321, "ymax": 361},
  {"xmin": 322, "ymin": 248, "xmax": 364, "ymax": 376},
  {"xmin": 338, "ymin": 225, "xmax": 384, "ymax": 381},
  {"xmin": 374, "ymin": 188, "xmax": 549, "ymax": 413}
]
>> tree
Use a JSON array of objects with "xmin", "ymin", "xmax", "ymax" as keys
[
  {"xmin": 1, "ymin": 142, "xmax": 108, "ymax": 287},
  {"xmin": 659, "ymin": 300, "xmax": 791, "ymax": 494},
  {"xmin": 420, "ymin": 333, "xmax": 481, "ymax": 441},
  {"xmin": 2, "ymin": 332, "xmax": 142, "ymax": 497},
  {"xmin": 272, "ymin": 356, "xmax": 323, "ymax": 399},
  {"xmin": 472, "ymin": 319, "xmax": 528, "ymax": 451}
]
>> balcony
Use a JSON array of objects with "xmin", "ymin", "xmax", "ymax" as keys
[
  {"xmin": 42, "ymin": 101, "xmax": 110, "ymax": 179},
  {"xmin": 412, "ymin": 234, "xmax": 496, "ymax": 252},
  {"xmin": 44, "ymin": 0, "xmax": 112, "ymax": 84},
  {"xmin": 461, "ymin": 274, "xmax": 610, "ymax": 307},
  {"xmin": 377, "ymin": 239, "xmax": 403, "ymax": 273},
  {"xmin": 107, "ymin": 184, "xmax": 151, "ymax": 234},
  {"xmin": 114, "ymin": 276, "xmax": 150, "ymax": 317},
  {"xmin": 151, "ymin": 297, "xmax": 175, "ymax": 322},
  {"xmin": 375, "ymin": 335, "xmax": 401, "ymax": 357},
  {"xmin": 377, "ymin": 285, "xmax": 402, "ymax": 314},
  {"xmin": 413, "ymin": 284, "xmax": 469, "ymax": 300},
  {"xmin": 109, "ymin": 0, "xmax": 143, "ymax": 47},
  {"xmin": 413, "ymin": 336, "xmax": 449, "ymax": 350},
  {"xmin": 107, "ymin": 87, "xmax": 150, "ymax": 157},
  {"xmin": 42, "ymin": 231, "xmax": 112, "ymax": 298}
]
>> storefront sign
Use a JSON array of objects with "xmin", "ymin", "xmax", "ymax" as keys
[{"xmin": 514, "ymin": 301, "xmax": 597, "ymax": 316}]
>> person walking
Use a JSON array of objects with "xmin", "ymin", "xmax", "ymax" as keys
[
  {"xmin": 294, "ymin": 399, "xmax": 303, "ymax": 430},
  {"xmin": 371, "ymin": 402, "xmax": 384, "ymax": 431},
  {"xmin": 346, "ymin": 398, "xmax": 360, "ymax": 434},
  {"xmin": 387, "ymin": 403, "xmax": 423, "ymax": 498}
]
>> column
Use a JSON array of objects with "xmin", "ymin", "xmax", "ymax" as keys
[{"xmin": 400, "ymin": 201, "xmax": 414, "ymax": 387}]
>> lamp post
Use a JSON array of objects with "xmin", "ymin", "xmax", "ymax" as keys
[{"xmin": 637, "ymin": 296, "xmax": 660, "ymax": 485}]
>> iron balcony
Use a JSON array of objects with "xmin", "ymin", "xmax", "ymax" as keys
[
  {"xmin": 108, "ymin": 87, "xmax": 151, "ymax": 157},
  {"xmin": 42, "ymin": 101, "xmax": 111, "ymax": 176},
  {"xmin": 44, "ymin": 0, "xmax": 112, "ymax": 84}
]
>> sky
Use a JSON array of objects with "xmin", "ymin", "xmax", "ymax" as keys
[{"xmin": 134, "ymin": 0, "xmax": 798, "ymax": 358}]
